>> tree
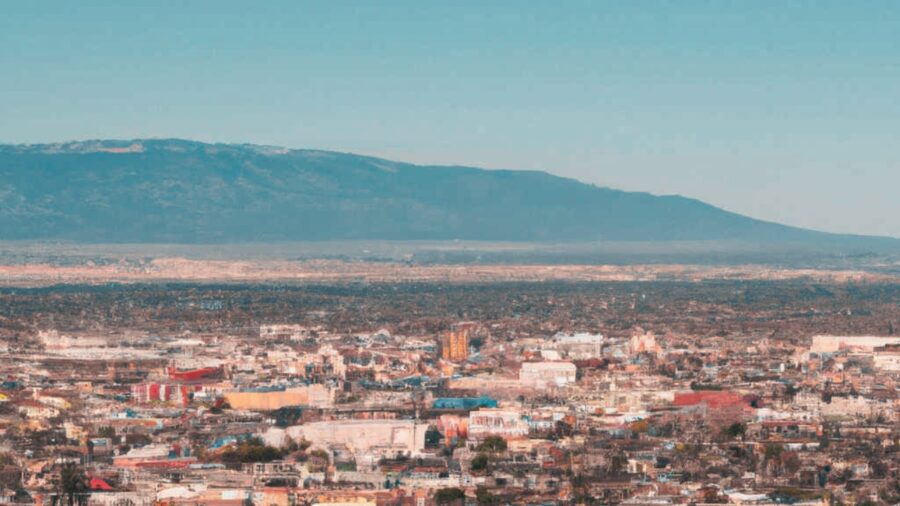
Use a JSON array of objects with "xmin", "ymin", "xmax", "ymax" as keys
[
  {"xmin": 764, "ymin": 444, "xmax": 783, "ymax": 460},
  {"xmin": 869, "ymin": 458, "xmax": 888, "ymax": 479},
  {"xmin": 425, "ymin": 427, "xmax": 444, "ymax": 449},
  {"xmin": 555, "ymin": 420, "xmax": 575, "ymax": 438},
  {"xmin": 476, "ymin": 486, "xmax": 499, "ymax": 505},
  {"xmin": 782, "ymin": 451, "xmax": 801, "ymax": 476},
  {"xmin": 434, "ymin": 487, "xmax": 465, "ymax": 505},
  {"xmin": 218, "ymin": 438, "xmax": 286, "ymax": 464},
  {"xmin": 476, "ymin": 435, "xmax": 507, "ymax": 453},
  {"xmin": 97, "ymin": 426, "xmax": 116, "ymax": 439},
  {"xmin": 723, "ymin": 422, "xmax": 746, "ymax": 440},
  {"xmin": 56, "ymin": 462, "xmax": 89, "ymax": 506},
  {"xmin": 471, "ymin": 453, "xmax": 489, "ymax": 472},
  {"xmin": 607, "ymin": 452, "xmax": 627, "ymax": 476},
  {"xmin": 699, "ymin": 486, "xmax": 728, "ymax": 504}
]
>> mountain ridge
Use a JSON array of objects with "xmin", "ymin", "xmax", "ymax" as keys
[{"xmin": 0, "ymin": 138, "xmax": 895, "ymax": 247}]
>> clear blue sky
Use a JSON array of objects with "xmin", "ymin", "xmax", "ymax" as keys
[{"xmin": 2, "ymin": 1, "xmax": 898, "ymax": 237}]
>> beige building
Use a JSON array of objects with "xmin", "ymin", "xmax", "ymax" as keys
[
  {"xmin": 468, "ymin": 408, "xmax": 529, "ymax": 438},
  {"xmin": 283, "ymin": 419, "xmax": 428, "ymax": 458},
  {"xmin": 548, "ymin": 332, "xmax": 604, "ymax": 359},
  {"xmin": 259, "ymin": 324, "xmax": 315, "ymax": 341},
  {"xmin": 809, "ymin": 335, "xmax": 900, "ymax": 353},
  {"xmin": 519, "ymin": 361, "xmax": 577, "ymax": 388},
  {"xmin": 225, "ymin": 384, "xmax": 333, "ymax": 411},
  {"xmin": 874, "ymin": 349, "xmax": 900, "ymax": 371}
]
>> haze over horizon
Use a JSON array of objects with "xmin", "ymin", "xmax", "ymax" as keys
[{"xmin": 2, "ymin": 2, "xmax": 899, "ymax": 237}]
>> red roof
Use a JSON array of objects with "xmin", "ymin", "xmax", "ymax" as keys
[
  {"xmin": 135, "ymin": 458, "xmax": 197, "ymax": 469},
  {"xmin": 90, "ymin": 477, "xmax": 113, "ymax": 491},
  {"xmin": 674, "ymin": 391, "xmax": 755, "ymax": 409},
  {"xmin": 167, "ymin": 366, "xmax": 222, "ymax": 382}
]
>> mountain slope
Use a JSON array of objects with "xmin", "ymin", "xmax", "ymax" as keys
[{"xmin": 0, "ymin": 139, "xmax": 891, "ymax": 245}]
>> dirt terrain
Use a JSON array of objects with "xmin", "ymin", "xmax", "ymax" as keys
[{"xmin": 0, "ymin": 257, "xmax": 895, "ymax": 287}]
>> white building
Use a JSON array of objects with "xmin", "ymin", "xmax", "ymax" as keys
[
  {"xmin": 279, "ymin": 419, "xmax": 428, "ymax": 460},
  {"xmin": 519, "ymin": 361, "xmax": 577, "ymax": 388},
  {"xmin": 873, "ymin": 349, "xmax": 900, "ymax": 372},
  {"xmin": 468, "ymin": 408, "xmax": 529, "ymax": 438},
  {"xmin": 259, "ymin": 324, "xmax": 315, "ymax": 341},
  {"xmin": 809, "ymin": 335, "xmax": 900, "ymax": 354},
  {"xmin": 548, "ymin": 332, "xmax": 604, "ymax": 359}
]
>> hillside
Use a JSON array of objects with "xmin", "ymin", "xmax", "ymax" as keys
[{"xmin": 0, "ymin": 139, "xmax": 893, "ymax": 247}]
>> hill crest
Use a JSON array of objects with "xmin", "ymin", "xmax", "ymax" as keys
[{"xmin": 0, "ymin": 139, "xmax": 893, "ymax": 247}]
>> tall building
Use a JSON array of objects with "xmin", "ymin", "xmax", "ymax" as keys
[{"xmin": 440, "ymin": 329, "xmax": 469, "ymax": 361}]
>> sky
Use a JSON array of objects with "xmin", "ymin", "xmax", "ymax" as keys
[{"xmin": 2, "ymin": 1, "xmax": 899, "ymax": 237}]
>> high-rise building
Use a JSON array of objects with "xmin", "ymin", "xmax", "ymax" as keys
[{"xmin": 440, "ymin": 329, "xmax": 469, "ymax": 361}]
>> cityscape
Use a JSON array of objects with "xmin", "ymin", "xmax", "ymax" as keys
[
  {"xmin": 0, "ymin": 276, "xmax": 897, "ymax": 505},
  {"xmin": 2, "ymin": 2, "xmax": 899, "ymax": 505}
]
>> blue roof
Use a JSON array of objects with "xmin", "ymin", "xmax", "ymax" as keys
[{"xmin": 432, "ymin": 396, "xmax": 498, "ymax": 410}]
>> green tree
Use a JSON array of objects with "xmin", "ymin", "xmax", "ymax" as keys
[
  {"xmin": 218, "ymin": 438, "xmax": 286, "ymax": 463},
  {"xmin": 476, "ymin": 486, "xmax": 499, "ymax": 505},
  {"xmin": 723, "ymin": 422, "xmax": 746, "ymax": 439},
  {"xmin": 555, "ymin": 420, "xmax": 575, "ymax": 438},
  {"xmin": 476, "ymin": 435, "xmax": 507, "ymax": 453},
  {"xmin": 434, "ymin": 487, "xmax": 466, "ymax": 505},
  {"xmin": 56, "ymin": 462, "xmax": 90, "ymax": 506},
  {"xmin": 471, "ymin": 453, "xmax": 489, "ymax": 472}
]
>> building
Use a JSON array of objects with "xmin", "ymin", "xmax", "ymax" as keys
[
  {"xmin": 112, "ymin": 444, "xmax": 173, "ymax": 468},
  {"xmin": 468, "ymin": 408, "xmax": 529, "ymax": 438},
  {"xmin": 873, "ymin": 345, "xmax": 900, "ymax": 371},
  {"xmin": 296, "ymin": 344, "xmax": 347, "ymax": 380},
  {"xmin": 225, "ymin": 384, "xmax": 333, "ymax": 410},
  {"xmin": 440, "ymin": 330, "xmax": 468, "ymax": 362},
  {"xmin": 282, "ymin": 419, "xmax": 428, "ymax": 459},
  {"xmin": 17, "ymin": 400, "xmax": 59, "ymax": 419},
  {"xmin": 548, "ymin": 332, "xmax": 604, "ymax": 359},
  {"xmin": 259, "ymin": 324, "xmax": 314, "ymax": 341},
  {"xmin": 131, "ymin": 383, "xmax": 202, "ymax": 406},
  {"xmin": 519, "ymin": 361, "xmax": 577, "ymax": 388},
  {"xmin": 630, "ymin": 331, "xmax": 661, "ymax": 356},
  {"xmin": 432, "ymin": 396, "xmax": 498, "ymax": 410},
  {"xmin": 809, "ymin": 335, "xmax": 900, "ymax": 354},
  {"xmin": 673, "ymin": 391, "xmax": 756, "ymax": 410},
  {"xmin": 167, "ymin": 366, "xmax": 223, "ymax": 382}
]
